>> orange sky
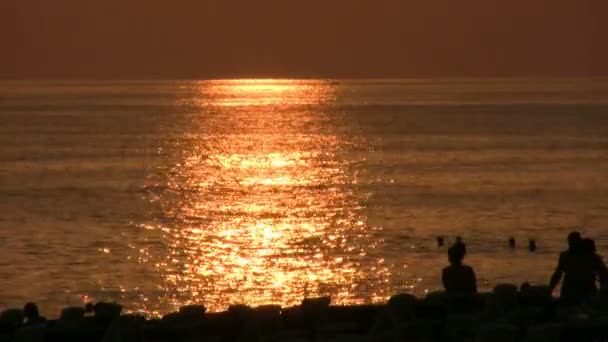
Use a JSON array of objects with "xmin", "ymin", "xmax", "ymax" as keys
[{"xmin": 0, "ymin": 0, "xmax": 606, "ymax": 79}]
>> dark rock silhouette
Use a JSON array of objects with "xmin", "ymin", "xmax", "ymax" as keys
[
  {"xmin": 7, "ymin": 286, "xmax": 608, "ymax": 342},
  {"xmin": 518, "ymin": 283, "xmax": 553, "ymax": 310},
  {"xmin": 84, "ymin": 302, "xmax": 95, "ymax": 316},
  {"xmin": 442, "ymin": 241, "xmax": 477, "ymax": 294},
  {"xmin": 483, "ymin": 284, "xmax": 519, "ymax": 322},
  {"xmin": 178, "ymin": 304, "xmax": 206, "ymax": 318},
  {"xmin": 59, "ymin": 306, "xmax": 85, "ymax": 321},
  {"xmin": 93, "ymin": 302, "xmax": 122, "ymax": 321},
  {"xmin": 0, "ymin": 308, "xmax": 24, "ymax": 341}
]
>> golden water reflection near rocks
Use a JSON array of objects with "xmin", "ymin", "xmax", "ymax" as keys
[{"xmin": 142, "ymin": 80, "xmax": 393, "ymax": 314}]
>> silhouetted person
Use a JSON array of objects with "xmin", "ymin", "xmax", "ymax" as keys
[
  {"xmin": 508, "ymin": 237, "xmax": 516, "ymax": 249},
  {"xmin": 442, "ymin": 242, "xmax": 477, "ymax": 294},
  {"xmin": 550, "ymin": 232, "xmax": 581, "ymax": 292},
  {"xmin": 550, "ymin": 232, "xmax": 608, "ymax": 304},
  {"xmin": 582, "ymin": 238, "xmax": 596, "ymax": 253},
  {"xmin": 529, "ymin": 239, "xmax": 537, "ymax": 252},
  {"xmin": 582, "ymin": 238, "xmax": 608, "ymax": 287},
  {"xmin": 437, "ymin": 236, "xmax": 445, "ymax": 247},
  {"xmin": 23, "ymin": 302, "xmax": 45, "ymax": 326}
]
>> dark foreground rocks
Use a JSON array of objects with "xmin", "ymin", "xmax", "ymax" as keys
[{"xmin": 3, "ymin": 285, "xmax": 608, "ymax": 341}]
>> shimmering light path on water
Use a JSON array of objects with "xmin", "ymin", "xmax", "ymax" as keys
[
  {"xmin": 141, "ymin": 80, "xmax": 390, "ymax": 314},
  {"xmin": 1, "ymin": 79, "xmax": 608, "ymax": 316}
]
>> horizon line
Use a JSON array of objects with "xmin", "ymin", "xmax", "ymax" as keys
[{"xmin": 2, "ymin": 76, "xmax": 608, "ymax": 82}]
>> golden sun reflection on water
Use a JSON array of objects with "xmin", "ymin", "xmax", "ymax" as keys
[
  {"xmin": 143, "ymin": 80, "xmax": 393, "ymax": 314},
  {"xmin": 194, "ymin": 79, "xmax": 337, "ymax": 107}
]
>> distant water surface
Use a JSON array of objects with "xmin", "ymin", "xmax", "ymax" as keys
[{"xmin": 1, "ymin": 79, "xmax": 608, "ymax": 316}]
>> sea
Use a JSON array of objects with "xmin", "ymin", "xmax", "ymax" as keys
[{"xmin": 1, "ymin": 79, "xmax": 608, "ymax": 317}]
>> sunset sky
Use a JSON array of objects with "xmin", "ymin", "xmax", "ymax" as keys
[{"xmin": 1, "ymin": 0, "xmax": 606, "ymax": 79}]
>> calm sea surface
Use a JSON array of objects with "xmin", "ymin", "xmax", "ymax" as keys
[{"xmin": 1, "ymin": 79, "xmax": 608, "ymax": 316}]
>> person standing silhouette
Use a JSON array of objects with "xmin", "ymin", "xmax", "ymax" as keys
[
  {"xmin": 550, "ymin": 232, "xmax": 608, "ymax": 304},
  {"xmin": 550, "ymin": 231, "xmax": 582, "ymax": 294}
]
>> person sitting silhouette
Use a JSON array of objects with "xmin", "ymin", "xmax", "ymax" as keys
[
  {"xmin": 442, "ymin": 241, "xmax": 477, "ymax": 294},
  {"xmin": 549, "ymin": 232, "xmax": 608, "ymax": 304},
  {"xmin": 23, "ymin": 302, "xmax": 46, "ymax": 326}
]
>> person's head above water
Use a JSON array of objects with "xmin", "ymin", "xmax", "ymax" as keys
[
  {"xmin": 567, "ymin": 231, "xmax": 582, "ymax": 252},
  {"xmin": 448, "ymin": 242, "xmax": 466, "ymax": 265}
]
